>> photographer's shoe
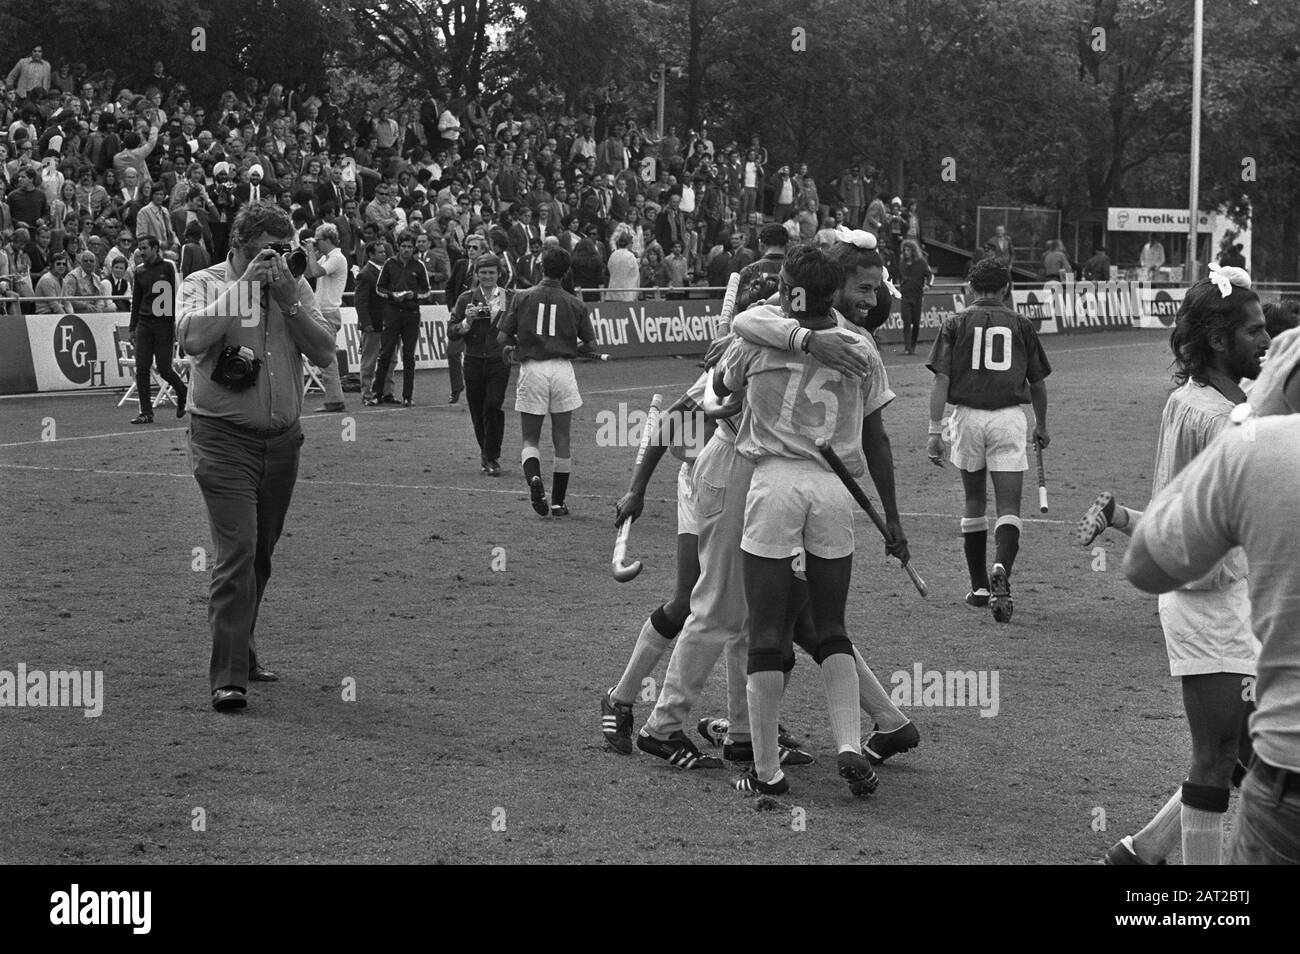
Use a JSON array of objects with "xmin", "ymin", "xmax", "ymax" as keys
[
  {"xmin": 130, "ymin": 413, "xmax": 154, "ymax": 424},
  {"xmin": 488, "ymin": 460, "xmax": 502, "ymax": 477},
  {"xmin": 402, "ymin": 399, "xmax": 413, "ymax": 408},
  {"xmin": 380, "ymin": 394, "xmax": 399, "ymax": 405},
  {"xmin": 249, "ymin": 665, "xmax": 279, "ymax": 682},
  {"xmin": 449, "ymin": 390, "xmax": 461, "ymax": 404},
  {"xmin": 176, "ymin": 391, "xmax": 188, "ymax": 418},
  {"xmin": 212, "ymin": 687, "xmax": 247, "ymax": 712},
  {"xmin": 314, "ymin": 403, "xmax": 345, "ymax": 413}
]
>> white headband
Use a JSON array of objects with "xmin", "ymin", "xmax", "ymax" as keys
[{"xmin": 1207, "ymin": 262, "xmax": 1251, "ymax": 298}]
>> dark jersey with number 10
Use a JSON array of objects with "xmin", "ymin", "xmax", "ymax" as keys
[
  {"xmin": 926, "ymin": 297, "xmax": 1051, "ymax": 409},
  {"xmin": 501, "ymin": 277, "xmax": 597, "ymax": 361}
]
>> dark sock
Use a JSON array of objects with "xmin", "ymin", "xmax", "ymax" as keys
[
  {"xmin": 963, "ymin": 531, "xmax": 988, "ymax": 591},
  {"xmin": 523, "ymin": 457, "xmax": 541, "ymax": 482},
  {"xmin": 995, "ymin": 524, "xmax": 1021, "ymax": 574},
  {"xmin": 552, "ymin": 471, "xmax": 570, "ymax": 504}
]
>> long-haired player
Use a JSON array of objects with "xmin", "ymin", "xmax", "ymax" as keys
[{"xmin": 1077, "ymin": 267, "xmax": 1268, "ymax": 865}]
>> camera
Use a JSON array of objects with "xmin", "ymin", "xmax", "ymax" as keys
[
  {"xmin": 267, "ymin": 242, "xmax": 309, "ymax": 278},
  {"xmin": 212, "ymin": 344, "xmax": 262, "ymax": 391}
]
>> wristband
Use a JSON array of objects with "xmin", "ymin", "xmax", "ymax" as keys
[
  {"xmin": 799, "ymin": 329, "xmax": 812, "ymax": 353},
  {"xmin": 928, "ymin": 420, "xmax": 945, "ymax": 435}
]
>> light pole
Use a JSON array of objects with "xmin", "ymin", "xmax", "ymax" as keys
[
  {"xmin": 648, "ymin": 63, "xmax": 683, "ymax": 140},
  {"xmin": 1187, "ymin": 0, "xmax": 1204, "ymax": 281}
]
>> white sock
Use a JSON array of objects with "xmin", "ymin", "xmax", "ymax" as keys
[
  {"xmin": 748, "ymin": 670, "xmax": 785, "ymax": 783},
  {"xmin": 852, "ymin": 647, "xmax": 906, "ymax": 731},
  {"xmin": 1130, "ymin": 789, "xmax": 1182, "ymax": 864},
  {"xmin": 1181, "ymin": 805, "xmax": 1224, "ymax": 865},
  {"xmin": 820, "ymin": 652, "xmax": 861, "ymax": 754},
  {"xmin": 611, "ymin": 615, "xmax": 672, "ymax": 705},
  {"xmin": 1114, "ymin": 505, "xmax": 1140, "ymax": 537}
]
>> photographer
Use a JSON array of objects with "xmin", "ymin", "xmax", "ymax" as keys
[
  {"xmin": 450, "ymin": 252, "xmax": 513, "ymax": 476},
  {"xmin": 301, "ymin": 223, "xmax": 349, "ymax": 413},
  {"xmin": 177, "ymin": 200, "xmax": 336, "ymax": 712}
]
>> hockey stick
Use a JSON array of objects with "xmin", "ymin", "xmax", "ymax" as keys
[
  {"xmin": 816, "ymin": 439, "xmax": 928, "ymax": 597},
  {"xmin": 612, "ymin": 393, "xmax": 664, "ymax": 582},
  {"xmin": 1035, "ymin": 438, "xmax": 1048, "ymax": 513}
]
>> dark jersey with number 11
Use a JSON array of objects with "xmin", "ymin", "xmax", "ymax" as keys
[
  {"xmin": 926, "ymin": 297, "xmax": 1051, "ymax": 409},
  {"xmin": 502, "ymin": 277, "xmax": 597, "ymax": 361}
]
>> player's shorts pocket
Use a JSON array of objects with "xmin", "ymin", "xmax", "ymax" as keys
[{"xmin": 695, "ymin": 478, "xmax": 726, "ymax": 520}]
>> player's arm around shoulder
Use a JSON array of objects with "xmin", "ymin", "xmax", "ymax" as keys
[{"xmin": 703, "ymin": 337, "xmax": 751, "ymax": 418}]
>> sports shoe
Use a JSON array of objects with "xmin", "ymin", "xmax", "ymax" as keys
[
  {"xmin": 636, "ymin": 730, "xmax": 724, "ymax": 769},
  {"xmin": 732, "ymin": 769, "xmax": 789, "ymax": 795},
  {"xmin": 528, "ymin": 476, "xmax": 549, "ymax": 516},
  {"xmin": 1103, "ymin": 835, "xmax": 1166, "ymax": 866},
  {"xmin": 362, "ymin": 395, "xmax": 379, "ymax": 407},
  {"xmin": 837, "ymin": 750, "xmax": 880, "ymax": 797},
  {"xmin": 697, "ymin": 717, "xmax": 802, "ymax": 750},
  {"xmin": 723, "ymin": 740, "xmax": 815, "ymax": 766},
  {"xmin": 964, "ymin": 588, "xmax": 991, "ymax": 608},
  {"xmin": 863, "ymin": 721, "xmax": 921, "ymax": 764},
  {"xmin": 488, "ymin": 460, "xmax": 502, "ymax": 477},
  {"xmin": 402, "ymin": 398, "xmax": 413, "ymax": 408},
  {"xmin": 601, "ymin": 688, "xmax": 634, "ymax": 755},
  {"xmin": 130, "ymin": 413, "xmax": 154, "ymax": 424},
  {"xmin": 550, "ymin": 503, "xmax": 569, "ymax": 517},
  {"xmin": 1076, "ymin": 491, "xmax": 1116, "ymax": 547},
  {"xmin": 990, "ymin": 563, "xmax": 1013, "ymax": 623}
]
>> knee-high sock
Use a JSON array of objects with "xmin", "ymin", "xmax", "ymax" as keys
[
  {"xmin": 961, "ymin": 516, "xmax": 989, "ymax": 591},
  {"xmin": 1113, "ymin": 505, "xmax": 1140, "ymax": 537},
  {"xmin": 1130, "ymin": 788, "xmax": 1183, "ymax": 864},
  {"xmin": 1181, "ymin": 782, "xmax": 1229, "ymax": 865},
  {"xmin": 611, "ymin": 606, "xmax": 680, "ymax": 705},
  {"xmin": 820, "ymin": 652, "xmax": 861, "ymax": 754},
  {"xmin": 552, "ymin": 456, "xmax": 571, "ymax": 504},
  {"xmin": 747, "ymin": 669, "xmax": 785, "ymax": 784},
  {"xmin": 994, "ymin": 514, "xmax": 1022, "ymax": 574},
  {"xmin": 521, "ymin": 445, "xmax": 541, "ymax": 482},
  {"xmin": 852, "ymin": 646, "xmax": 906, "ymax": 731}
]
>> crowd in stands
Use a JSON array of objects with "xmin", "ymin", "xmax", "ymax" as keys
[{"xmin": 1, "ymin": 43, "xmax": 924, "ymax": 316}]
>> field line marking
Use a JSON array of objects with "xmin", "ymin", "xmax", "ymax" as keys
[{"xmin": 0, "ymin": 461, "xmax": 1071, "ymax": 523}]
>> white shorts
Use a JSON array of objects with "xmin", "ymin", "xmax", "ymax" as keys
[
  {"xmin": 1158, "ymin": 580, "xmax": 1259, "ymax": 677},
  {"xmin": 949, "ymin": 405, "xmax": 1028, "ymax": 472},
  {"xmin": 677, "ymin": 461, "xmax": 698, "ymax": 536},
  {"xmin": 515, "ymin": 359, "xmax": 582, "ymax": 415},
  {"xmin": 742, "ymin": 457, "xmax": 854, "ymax": 560}
]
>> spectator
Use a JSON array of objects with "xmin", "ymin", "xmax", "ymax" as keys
[
  {"xmin": 6, "ymin": 46, "xmax": 51, "ymax": 98},
  {"xmin": 112, "ymin": 124, "xmax": 160, "ymax": 182},
  {"xmin": 106, "ymin": 255, "xmax": 130, "ymax": 309},
  {"xmin": 356, "ymin": 239, "xmax": 396, "ymax": 405},
  {"xmin": 180, "ymin": 221, "xmax": 210, "ymax": 276},
  {"xmin": 605, "ymin": 231, "xmax": 639, "ymax": 302},
  {"xmin": 35, "ymin": 252, "xmax": 71, "ymax": 312},
  {"xmin": 63, "ymin": 249, "xmax": 108, "ymax": 311},
  {"xmin": 771, "ymin": 165, "xmax": 797, "ymax": 223},
  {"xmin": 301, "ymin": 222, "xmax": 349, "ymax": 413},
  {"xmin": 1082, "ymin": 244, "xmax": 1111, "ymax": 281},
  {"xmin": 1042, "ymin": 239, "xmax": 1072, "ymax": 282},
  {"xmin": 990, "ymin": 224, "xmax": 1014, "ymax": 267},
  {"xmin": 1140, "ymin": 233, "xmax": 1166, "ymax": 281},
  {"xmin": 898, "ymin": 239, "xmax": 933, "ymax": 355},
  {"xmin": 8, "ymin": 168, "xmax": 49, "ymax": 228},
  {"xmin": 136, "ymin": 183, "xmax": 178, "ymax": 253},
  {"xmin": 663, "ymin": 240, "xmax": 689, "ymax": 293},
  {"xmin": 570, "ymin": 237, "xmax": 606, "ymax": 302}
]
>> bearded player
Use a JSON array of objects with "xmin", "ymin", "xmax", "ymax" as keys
[
  {"xmin": 926, "ymin": 257, "xmax": 1051, "ymax": 622},
  {"xmin": 1075, "ymin": 267, "xmax": 1268, "ymax": 865},
  {"xmin": 710, "ymin": 244, "xmax": 881, "ymax": 796}
]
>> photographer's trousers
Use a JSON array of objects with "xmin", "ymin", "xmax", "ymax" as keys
[
  {"xmin": 189, "ymin": 415, "xmax": 303, "ymax": 692},
  {"xmin": 463, "ymin": 354, "xmax": 509, "ymax": 463}
]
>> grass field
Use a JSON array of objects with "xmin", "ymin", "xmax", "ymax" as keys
[{"xmin": 0, "ymin": 328, "xmax": 1206, "ymax": 864}]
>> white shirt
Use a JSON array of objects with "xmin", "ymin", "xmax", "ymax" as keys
[
  {"xmin": 679, "ymin": 184, "xmax": 695, "ymax": 214},
  {"xmin": 315, "ymin": 247, "xmax": 348, "ymax": 310}
]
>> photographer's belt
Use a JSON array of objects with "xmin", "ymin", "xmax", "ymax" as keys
[{"xmin": 190, "ymin": 413, "xmax": 297, "ymax": 439}]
